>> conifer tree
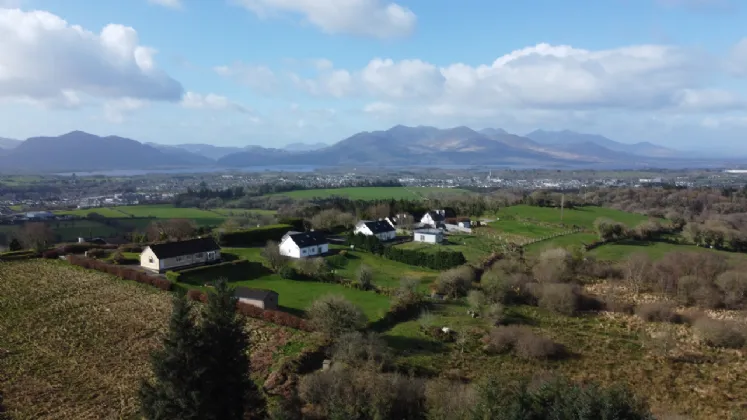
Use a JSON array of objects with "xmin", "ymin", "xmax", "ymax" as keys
[
  {"xmin": 140, "ymin": 296, "xmax": 203, "ymax": 420},
  {"xmin": 198, "ymin": 279, "xmax": 265, "ymax": 420}
]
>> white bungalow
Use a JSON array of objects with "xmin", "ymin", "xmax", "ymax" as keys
[
  {"xmin": 279, "ymin": 231, "xmax": 329, "ymax": 259},
  {"xmin": 413, "ymin": 228, "xmax": 444, "ymax": 244},
  {"xmin": 140, "ymin": 237, "xmax": 221, "ymax": 273},
  {"xmin": 354, "ymin": 220, "xmax": 396, "ymax": 241},
  {"xmin": 420, "ymin": 210, "xmax": 446, "ymax": 227}
]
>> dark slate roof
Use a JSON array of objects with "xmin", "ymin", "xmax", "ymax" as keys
[
  {"xmin": 235, "ymin": 287, "xmax": 278, "ymax": 301},
  {"xmin": 427, "ymin": 211, "xmax": 445, "ymax": 221},
  {"xmin": 363, "ymin": 220, "xmax": 395, "ymax": 234},
  {"xmin": 147, "ymin": 237, "xmax": 220, "ymax": 259},
  {"xmin": 287, "ymin": 231, "xmax": 328, "ymax": 248}
]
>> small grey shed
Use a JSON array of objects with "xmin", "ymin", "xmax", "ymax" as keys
[{"xmin": 234, "ymin": 287, "xmax": 279, "ymax": 310}]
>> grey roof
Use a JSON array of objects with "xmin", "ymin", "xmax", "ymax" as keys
[
  {"xmin": 414, "ymin": 228, "xmax": 443, "ymax": 235},
  {"xmin": 362, "ymin": 220, "xmax": 395, "ymax": 234},
  {"xmin": 287, "ymin": 231, "xmax": 328, "ymax": 247},
  {"xmin": 147, "ymin": 237, "xmax": 220, "ymax": 259},
  {"xmin": 426, "ymin": 211, "xmax": 445, "ymax": 221},
  {"xmin": 235, "ymin": 287, "xmax": 278, "ymax": 301}
]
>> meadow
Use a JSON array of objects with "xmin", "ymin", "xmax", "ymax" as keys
[
  {"xmin": 0, "ymin": 219, "xmax": 121, "ymax": 242},
  {"xmin": 491, "ymin": 205, "xmax": 652, "ymax": 230},
  {"xmin": 0, "ymin": 260, "xmax": 313, "ymax": 420},
  {"xmin": 394, "ymin": 236, "xmax": 493, "ymax": 264},
  {"xmin": 270, "ymin": 186, "xmax": 470, "ymax": 200}
]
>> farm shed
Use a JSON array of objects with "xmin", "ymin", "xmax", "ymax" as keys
[
  {"xmin": 235, "ymin": 287, "xmax": 279, "ymax": 310},
  {"xmin": 413, "ymin": 228, "xmax": 444, "ymax": 244}
]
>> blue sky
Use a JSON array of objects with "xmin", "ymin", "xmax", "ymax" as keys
[{"xmin": 0, "ymin": 0, "xmax": 746, "ymax": 151}]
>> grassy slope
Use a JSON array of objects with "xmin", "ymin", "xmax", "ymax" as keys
[
  {"xmin": 0, "ymin": 220, "xmax": 120, "ymax": 242},
  {"xmin": 0, "ymin": 260, "xmax": 312, "ymax": 420},
  {"xmin": 271, "ymin": 186, "xmax": 470, "ymax": 200},
  {"xmin": 493, "ymin": 205, "xmax": 651, "ymax": 230},
  {"xmin": 394, "ymin": 237, "xmax": 491, "ymax": 264}
]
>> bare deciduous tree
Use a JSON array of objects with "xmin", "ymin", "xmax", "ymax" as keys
[
  {"xmin": 17, "ymin": 222, "xmax": 54, "ymax": 252},
  {"xmin": 623, "ymin": 253, "xmax": 652, "ymax": 295},
  {"xmin": 163, "ymin": 219, "xmax": 197, "ymax": 241},
  {"xmin": 261, "ymin": 240, "xmax": 288, "ymax": 272}
]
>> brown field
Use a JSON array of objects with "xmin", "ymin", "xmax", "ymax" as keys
[{"xmin": 0, "ymin": 260, "xmax": 313, "ymax": 420}]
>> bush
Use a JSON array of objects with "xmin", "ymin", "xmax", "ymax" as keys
[
  {"xmin": 694, "ymin": 317, "xmax": 746, "ymax": 349},
  {"xmin": 118, "ymin": 244, "xmax": 143, "ymax": 253},
  {"xmin": 635, "ymin": 302, "xmax": 682, "ymax": 323},
  {"xmin": 537, "ymin": 283, "xmax": 580, "ymax": 316},
  {"xmin": 261, "ymin": 240, "xmax": 289, "ymax": 272},
  {"xmin": 86, "ymin": 248, "xmax": 111, "ymax": 259},
  {"xmin": 467, "ymin": 290, "xmax": 486, "ymax": 311},
  {"xmin": 326, "ymin": 253, "xmax": 348, "ymax": 268},
  {"xmin": 484, "ymin": 303, "xmax": 505, "ymax": 326},
  {"xmin": 434, "ymin": 266, "xmax": 475, "ymax": 298},
  {"xmin": 277, "ymin": 264, "xmax": 297, "ymax": 280},
  {"xmin": 178, "ymin": 260, "xmax": 267, "ymax": 284},
  {"xmin": 330, "ymin": 331, "xmax": 391, "ymax": 368},
  {"xmin": 308, "ymin": 295, "xmax": 367, "ymax": 337},
  {"xmin": 356, "ymin": 265, "xmax": 374, "ymax": 290},
  {"xmin": 483, "ymin": 326, "xmax": 565, "ymax": 360},
  {"xmin": 391, "ymin": 277, "xmax": 423, "ymax": 310},
  {"xmin": 42, "ymin": 250, "xmax": 59, "ymax": 259},
  {"xmin": 716, "ymin": 270, "xmax": 747, "ymax": 309},
  {"xmin": 533, "ymin": 248, "xmax": 574, "ymax": 283},
  {"xmin": 165, "ymin": 271, "xmax": 180, "ymax": 282}
]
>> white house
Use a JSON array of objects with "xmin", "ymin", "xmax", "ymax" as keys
[
  {"xmin": 354, "ymin": 220, "xmax": 396, "ymax": 241},
  {"xmin": 279, "ymin": 231, "xmax": 329, "ymax": 259},
  {"xmin": 413, "ymin": 228, "xmax": 444, "ymax": 244},
  {"xmin": 458, "ymin": 219, "xmax": 471, "ymax": 228},
  {"xmin": 140, "ymin": 237, "xmax": 221, "ymax": 273},
  {"xmin": 420, "ymin": 210, "xmax": 446, "ymax": 227}
]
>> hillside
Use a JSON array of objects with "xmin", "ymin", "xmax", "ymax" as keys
[
  {"xmin": 525, "ymin": 129, "xmax": 679, "ymax": 158},
  {"xmin": 0, "ymin": 131, "xmax": 210, "ymax": 173},
  {"xmin": 0, "ymin": 137, "xmax": 21, "ymax": 149}
]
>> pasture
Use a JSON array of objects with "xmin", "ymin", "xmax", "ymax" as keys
[
  {"xmin": 0, "ymin": 219, "xmax": 120, "ymax": 242},
  {"xmin": 270, "ymin": 186, "xmax": 470, "ymax": 200},
  {"xmin": 394, "ymin": 236, "xmax": 492, "ymax": 264},
  {"xmin": 55, "ymin": 205, "xmax": 276, "ymax": 228},
  {"xmin": 0, "ymin": 260, "xmax": 313, "ymax": 420},
  {"xmin": 491, "ymin": 205, "xmax": 652, "ymax": 230}
]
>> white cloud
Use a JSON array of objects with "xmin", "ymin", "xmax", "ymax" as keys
[
  {"xmin": 0, "ymin": 9, "xmax": 183, "ymax": 107},
  {"xmin": 104, "ymin": 98, "xmax": 146, "ymax": 123},
  {"xmin": 232, "ymin": 0, "xmax": 416, "ymax": 38},
  {"xmin": 0, "ymin": 0, "xmax": 22, "ymax": 7},
  {"xmin": 180, "ymin": 91, "xmax": 251, "ymax": 113},
  {"xmin": 728, "ymin": 38, "xmax": 747, "ymax": 77},
  {"xmin": 214, "ymin": 63, "xmax": 278, "ymax": 93},
  {"xmin": 148, "ymin": 0, "xmax": 183, "ymax": 9},
  {"xmin": 299, "ymin": 42, "xmax": 737, "ymax": 116}
]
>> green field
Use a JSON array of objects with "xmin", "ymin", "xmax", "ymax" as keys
[
  {"xmin": 589, "ymin": 240, "xmax": 747, "ymax": 262},
  {"xmin": 0, "ymin": 220, "xmax": 120, "ymax": 242},
  {"xmin": 271, "ymin": 186, "xmax": 470, "ymax": 200},
  {"xmin": 56, "ymin": 205, "xmax": 275, "ymax": 227},
  {"xmin": 394, "ymin": 236, "xmax": 493, "ymax": 264},
  {"xmin": 492, "ymin": 205, "xmax": 652, "ymax": 230},
  {"xmin": 330, "ymin": 247, "xmax": 439, "ymax": 289},
  {"xmin": 524, "ymin": 232, "xmax": 600, "ymax": 255}
]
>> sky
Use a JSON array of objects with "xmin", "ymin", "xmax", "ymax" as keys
[{"xmin": 0, "ymin": 0, "xmax": 746, "ymax": 151}]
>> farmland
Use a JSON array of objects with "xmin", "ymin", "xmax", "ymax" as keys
[
  {"xmin": 490, "ymin": 205, "xmax": 651, "ymax": 230},
  {"xmin": 0, "ymin": 260, "xmax": 314, "ymax": 420},
  {"xmin": 0, "ymin": 219, "xmax": 121, "ymax": 242},
  {"xmin": 270, "ymin": 186, "xmax": 470, "ymax": 200}
]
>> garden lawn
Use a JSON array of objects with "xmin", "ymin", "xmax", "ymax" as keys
[
  {"xmin": 270, "ymin": 186, "xmax": 470, "ymax": 200},
  {"xmin": 493, "ymin": 205, "xmax": 652, "ymax": 229},
  {"xmin": 330, "ymin": 248, "xmax": 438, "ymax": 289},
  {"xmin": 394, "ymin": 237, "xmax": 491, "ymax": 264},
  {"xmin": 524, "ymin": 232, "xmax": 600, "ymax": 256},
  {"xmin": 229, "ymin": 274, "xmax": 391, "ymax": 321}
]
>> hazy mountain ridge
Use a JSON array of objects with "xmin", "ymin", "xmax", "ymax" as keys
[
  {"xmin": 0, "ymin": 126, "xmax": 691, "ymax": 173},
  {"xmin": 0, "ymin": 137, "xmax": 21, "ymax": 149}
]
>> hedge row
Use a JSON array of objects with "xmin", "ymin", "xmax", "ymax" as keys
[
  {"xmin": 216, "ymin": 224, "xmax": 292, "ymax": 247},
  {"xmin": 346, "ymin": 232, "xmax": 466, "ymax": 270},
  {"xmin": 186, "ymin": 290, "xmax": 313, "ymax": 331},
  {"xmin": 58, "ymin": 243, "xmax": 118, "ymax": 254},
  {"xmin": 0, "ymin": 251, "xmax": 40, "ymax": 261},
  {"xmin": 67, "ymin": 255, "xmax": 172, "ymax": 291},
  {"xmin": 169, "ymin": 259, "xmax": 268, "ymax": 284},
  {"xmin": 0, "ymin": 249, "xmax": 35, "ymax": 257}
]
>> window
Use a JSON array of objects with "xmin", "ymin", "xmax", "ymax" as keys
[
  {"xmin": 420, "ymin": 235, "xmax": 425, "ymax": 241},
  {"xmin": 148, "ymin": 256, "xmax": 153, "ymax": 263},
  {"xmin": 195, "ymin": 253, "xmax": 204, "ymax": 259},
  {"xmin": 175, "ymin": 256, "xmax": 183, "ymax": 262},
  {"xmin": 310, "ymin": 246, "xmax": 317, "ymax": 253}
]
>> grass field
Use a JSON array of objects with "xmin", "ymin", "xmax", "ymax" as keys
[
  {"xmin": 589, "ymin": 239, "xmax": 747, "ymax": 262},
  {"xmin": 56, "ymin": 205, "xmax": 275, "ymax": 227},
  {"xmin": 492, "ymin": 205, "xmax": 652, "ymax": 230},
  {"xmin": 394, "ymin": 237, "xmax": 493, "ymax": 264},
  {"xmin": 0, "ymin": 260, "xmax": 313, "ymax": 419},
  {"xmin": 330, "ymin": 247, "xmax": 439, "ymax": 289},
  {"xmin": 271, "ymin": 186, "xmax": 470, "ymax": 200},
  {"xmin": 524, "ymin": 232, "xmax": 600, "ymax": 255},
  {"xmin": 385, "ymin": 299, "xmax": 747, "ymax": 419}
]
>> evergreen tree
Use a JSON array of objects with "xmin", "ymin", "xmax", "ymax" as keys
[
  {"xmin": 198, "ymin": 279, "xmax": 265, "ymax": 420},
  {"xmin": 8, "ymin": 238, "xmax": 22, "ymax": 251},
  {"xmin": 140, "ymin": 296, "xmax": 203, "ymax": 420}
]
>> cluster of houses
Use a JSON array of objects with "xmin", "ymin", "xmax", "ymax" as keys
[{"xmin": 135, "ymin": 209, "xmax": 469, "ymax": 310}]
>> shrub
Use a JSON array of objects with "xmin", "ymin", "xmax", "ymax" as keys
[
  {"xmin": 716, "ymin": 270, "xmax": 747, "ymax": 309},
  {"xmin": 694, "ymin": 317, "xmax": 746, "ymax": 349},
  {"xmin": 391, "ymin": 277, "xmax": 423, "ymax": 310},
  {"xmin": 118, "ymin": 244, "xmax": 143, "ymax": 253},
  {"xmin": 635, "ymin": 302, "xmax": 682, "ymax": 323},
  {"xmin": 165, "ymin": 271, "xmax": 181, "ymax": 282},
  {"xmin": 42, "ymin": 250, "xmax": 59, "ymax": 259},
  {"xmin": 261, "ymin": 240, "xmax": 289, "ymax": 272},
  {"xmin": 533, "ymin": 248, "xmax": 574, "ymax": 283},
  {"xmin": 356, "ymin": 264, "xmax": 374, "ymax": 291},
  {"xmin": 308, "ymin": 295, "xmax": 367, "ymax": 337},
  {"xmin": 434, "ymin": 266, "xmax": 475, "ymax": 298},
  {"xmin": 483, "ymin": 326, "xmax": 565, "ymax": 360},
  {"xmin": 538, "ymin": 283, "xmax": 579, "ymax": 316},
  {"xmin": 484, "ymin": 303, "xmax": 505, "ymax": 326},
  {"xmin": 86, "ymin": 248, "xmax": 111, "ymax": 259},
  {"xmin": 467, "ymin": 290, "xmax": 486, "ymax": 311},
  {"xmin": 480, "ymin": 268, "xmax": 512, "ymax": 304},
  {"xmin": 277, "ymin": 264, "xmax": 297, "ymax": 280},
  {"xmin": 326, "ymin": 253, "xmax": 348, "ymax": 268},
  {"xmin": 330, "ymin": 331, "xmax": 391, "ymax": 368}
]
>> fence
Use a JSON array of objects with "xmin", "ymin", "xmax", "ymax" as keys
[{"xmin": 444, "ymin": 223, "xmax": 472, "ymax": 234}]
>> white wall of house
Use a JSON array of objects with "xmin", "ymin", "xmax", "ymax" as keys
[
  {"xmin": 280, "ymin": 237, "xmax": 301, "ymax": 258},
  {"xmin": 414, "ymin": 232, "xmax": 443, "ymax": 244},
  {"xmin": 140, "ymin": 247, "xmax": 160, "ymax": 271},
  {"xmin": 354, "ymin": 223, "xmax": 373, "ymax": 236},
  {"xmin": 140, "ymin": 248, "xmax": 220, "ymax": 272}
]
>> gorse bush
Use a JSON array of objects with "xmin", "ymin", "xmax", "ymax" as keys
[
  {"xmin": 635, "ymin": 302, "xmax": 682, "ymax": 323},
  {"xmin": 307, "ymin": 295, "xmax": 367, "ymax": 338},
  {"xmin": 483, "ymin": 326, "xmax": 566, "ymax": 360},
  {"xmin": 694, "ymin": 317, "xmax": 747, "ymax": 349}
]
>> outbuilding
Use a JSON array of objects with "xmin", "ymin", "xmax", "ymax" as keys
[
  {"xmin": 413, "ymin": 228, "xmax": 444, "ymax": 244},
  {"xmin": 235, "ymin": 287, "xmax": 279, "ymax": 310}
]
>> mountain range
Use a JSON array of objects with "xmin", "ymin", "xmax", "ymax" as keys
[{"xmin": 0, "ymin": 126, "xmax": 711, "ymax": 173}]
